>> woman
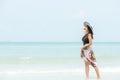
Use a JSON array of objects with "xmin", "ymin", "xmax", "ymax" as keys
[{"xmin": 81, "ymin": 22, "xmax": 100, "ymax": 80}]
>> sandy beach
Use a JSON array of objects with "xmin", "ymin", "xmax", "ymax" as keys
[{"xmin": 0, "ymin": 64, "xmax": 120, "ymax": 80}]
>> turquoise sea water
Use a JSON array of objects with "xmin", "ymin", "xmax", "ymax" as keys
[
  {"xmin": 0, "ymin": 42, "xmax": 120, "ymax": 64},
  {"xmin": 0, "ymin": 42, "xmax": 120, "ymax": 80}
]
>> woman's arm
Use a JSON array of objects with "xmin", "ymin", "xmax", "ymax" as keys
[{"xmin": 81, "ymin": 34, "xmax": 92, "ymax": 49}]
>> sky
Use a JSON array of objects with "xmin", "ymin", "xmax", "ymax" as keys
[{"xmin": 0, "ymin": 0, "xmax": 120, "ymax": 42}]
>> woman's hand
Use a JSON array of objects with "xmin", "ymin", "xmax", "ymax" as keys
[
  {"xmin": 80, "ymin": 47, "xmax": 84, "ymax": 58},
  {"xmin": 80, "ymin": 46, "xmax": 84, "ymax": 50},
  {"xmin": 81, "ymin": 46, "xmax": 87, "ymax": 50}
]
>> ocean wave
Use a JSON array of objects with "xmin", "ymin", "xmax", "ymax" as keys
[{"xmin": 0, "ymin": 67, "xmax": 120, "ymax": 75}]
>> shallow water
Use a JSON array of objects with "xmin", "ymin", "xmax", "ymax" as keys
[{"xmin": 0, "ymin": 42, "xmax": 120, "ymax": 80}]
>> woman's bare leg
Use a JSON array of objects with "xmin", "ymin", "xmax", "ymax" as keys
[
  {"xmin": 94, "ymin": 66, "xmax": 100, "ymax": 80},
  {"xmin": 85, "ymin": 61, "xmax": 89, "ymax": 80}
]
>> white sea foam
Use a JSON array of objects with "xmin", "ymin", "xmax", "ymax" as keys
[{"xmin": 0, "ymin": 67, "xmax": 120, "ymax": 75}]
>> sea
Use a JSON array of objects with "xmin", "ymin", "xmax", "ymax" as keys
[{"xmin": 0, "ymin": 42, "xmax": 120, "ymax": 80}]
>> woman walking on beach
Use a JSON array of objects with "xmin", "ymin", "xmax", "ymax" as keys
[{"xmin": 80, "ymin": 22, "xmax": 100, "ymax": 80}]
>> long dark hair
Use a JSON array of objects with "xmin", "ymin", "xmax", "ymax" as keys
[
  {"xmin": 85, "ymin": 25, "xmax": 93, "ymax": 39},
  {"xmin": 84, "ymin": 22, "xmax": 94, "ymax": 39}
]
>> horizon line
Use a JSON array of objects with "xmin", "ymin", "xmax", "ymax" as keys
[{"xmin": 0, "ymin": 41, "xmax": 120, "ymax": 43}]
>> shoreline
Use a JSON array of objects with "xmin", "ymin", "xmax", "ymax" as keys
[{"xmin": 0, "ymin": 67, "xmax": 120, "ymax": 74}]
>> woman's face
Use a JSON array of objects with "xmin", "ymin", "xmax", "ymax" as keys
[{"xmin": 83, "ymin": 26, "xmax": 88, "ymax": 33}]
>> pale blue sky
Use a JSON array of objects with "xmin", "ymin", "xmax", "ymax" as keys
[{"xmin": 0, "ymin": 0, "xmax": 120, "ymax": 42}]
